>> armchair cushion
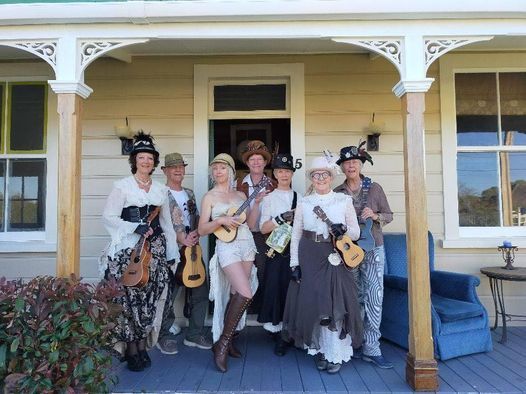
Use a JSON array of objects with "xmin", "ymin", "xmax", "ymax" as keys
[
  {"xmin": 431, "ymin": 270, "xmax": 481, "ymax": 302},
  {"xmin": 431, "ymin": 294, "xmax": 485, "ymax": 322}
]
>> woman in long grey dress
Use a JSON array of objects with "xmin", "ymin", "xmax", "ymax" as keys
[{"xmin": 282, "ymin": 155, "xmax": 363, "ymax": 374}]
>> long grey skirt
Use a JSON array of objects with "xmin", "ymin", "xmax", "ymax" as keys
[{"xmin": 282, "ymin": 237, "xmax": 364, "ymax": 352}]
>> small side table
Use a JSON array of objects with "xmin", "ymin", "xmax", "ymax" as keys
[{"xmin": 480, "ymin": 266, "xmax": 526, "ymax": 343}]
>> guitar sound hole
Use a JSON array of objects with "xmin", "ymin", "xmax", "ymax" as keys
[
  {"xmin": 344, "ymin": 244, "xmax": 350, "ymax": 251},
  {"xmin": 134, "ymin": 257, "xmax": 140, "ymax": 263},
  {"xmin": 189, "ymin": 274, "xmax": 201, "ymax": 280}
]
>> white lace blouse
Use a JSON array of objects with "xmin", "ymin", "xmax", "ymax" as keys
[
  {"xmin": 259, "ymin": 188, "xmax": 296, "ymax": 229},
  {"xmin": 290, "ymin": 191, "xmax": 360, "ymax": 267},
  {"xmin": 101, "ymin": 175, "xmax": 179, "ymax": 263}
]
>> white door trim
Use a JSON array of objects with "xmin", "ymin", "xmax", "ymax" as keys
[{"xmin": 193, "ymin": 63, "xmax": 305, "ymax": 206}]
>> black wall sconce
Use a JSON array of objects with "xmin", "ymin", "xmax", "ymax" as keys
[
  {"xmin": 114, "ymin": 117, "xmax": 134, "ymax": 155},
  {"xmin": 365, "ymin": 113, "xmax": 384, "ymax": 151}
]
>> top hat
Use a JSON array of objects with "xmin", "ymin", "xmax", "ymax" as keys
[
  {"xmin": 130, "ymin": 131, "xmax": 159, "ymax": 158},
  {"xmin": 272, "ymin": 153, "xmax": 296, "ymax": 171},
  {"xmin": 241, "ymin": 140, "xmax": 272, "ymax": 163},
  {"xmin": 210, "ymin": 153, "xmax": 236, "ymax": 172},
  {"xmin": 336, "ymin": 141, "xmax": 373, "ymax": 165},
  {"xmin": 162, "ymin": 152, "xmax": 188, "ymax": 168}
]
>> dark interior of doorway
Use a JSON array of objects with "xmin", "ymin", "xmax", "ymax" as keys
[{"xmin": 211, "ymin": 118, "xmax": 291, "ymax": 179}]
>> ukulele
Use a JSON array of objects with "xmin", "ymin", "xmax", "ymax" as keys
[
  {"xmin": 123, "ymin": 206, "xmax": 160, "ymax": 287},
  {"xmin": 356, "ymin": 177, "xmax": 376, "ymax": 252},
  {"xmin": 176, "ymin": 199, "xmax": 206, "ymax": 288},
  {"xmin": 214, "ymin": 178, "xmax": 272, "ymax": 243},
  {"xmin": 313, "ymin": 205, "xmax": 364, "ymax": 268}
]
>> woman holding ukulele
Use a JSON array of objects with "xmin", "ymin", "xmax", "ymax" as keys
[
  {"xmin": 282, "ymin": 155, "xmax": 363, "ymax": 374},
  {"xmin": 198, "ymin": 153, "xmax": 258, "ymax": 373}
]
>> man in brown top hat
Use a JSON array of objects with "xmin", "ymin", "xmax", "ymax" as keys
[
  {"xmin": 157, "ymin": 152, "xmax": 212, "ymax": 355},
  {"xmin": 237, "ymin": 140, "xmax": 276, "ymax": 312}
]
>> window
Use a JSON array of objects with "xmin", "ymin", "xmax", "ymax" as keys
[
  {"xmin": 440, "ymin": 54, "xmax": 526, "ymax": 247},
  {"xmin": 455, "ymin": 73, "xmax": 526, "ymax": 228},
  {"xmin": 0, "ymin": 82, "xmax": 47, "ymax": 234}
]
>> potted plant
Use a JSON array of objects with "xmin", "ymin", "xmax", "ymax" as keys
[{"xmin": 0, "ymin": 275, "xmax": 122, "ymax": 393}]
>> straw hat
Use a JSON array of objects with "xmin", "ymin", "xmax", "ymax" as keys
[{"xmin": 210, "ymin": 153, "xmax": 236, "ymax": 172}]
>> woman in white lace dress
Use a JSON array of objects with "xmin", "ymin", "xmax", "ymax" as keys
[
  {"xmin": 198, "ymin": 153, "xmax": 257, "ymax": 373},
  {"xmin": 282, "ymin": 155, "xmax": 363, "ymax": 374},
  {"xmin": 101, "ymin": 132, "xmax": 179, "ymax": 372}
]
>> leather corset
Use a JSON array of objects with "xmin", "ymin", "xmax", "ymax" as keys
[{"xmin": 121, "ymin": 205, "xmax": 162, "ymax": 236}]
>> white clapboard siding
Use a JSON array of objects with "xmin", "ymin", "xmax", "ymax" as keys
[{"xmin": 1, "ymin": 54, "xmax": 523, "ymax": 320}]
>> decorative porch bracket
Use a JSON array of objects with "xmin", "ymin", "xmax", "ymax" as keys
[
  {"xmin": 46, "ymin": 37, "xmax": 148, "ymax": 277},
  {"xmin": 0, "ymin": 39, "xmax": 58, "ymax": 73}
]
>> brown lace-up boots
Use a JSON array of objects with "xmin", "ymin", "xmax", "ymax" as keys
[{"xmin": 212, "ymin": 293, "xmax": 252, "ymax": 372}]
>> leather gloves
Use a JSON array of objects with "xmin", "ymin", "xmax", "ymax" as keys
[
  {"xmin": 134, "ymin": 224, "xmax": 150, "ymax": 236},
  {"xmin": 329, "ymin": 223, "xmax": 347, "ymax": 239},
  {"xmin": 275, "ymin": 210, "xmax": 294, "ymax": 225},
  {"xmin": 290, "ymin": 266, "xmax": 301, "ymax": 283}
]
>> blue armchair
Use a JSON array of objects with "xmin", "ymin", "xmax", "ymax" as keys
[{"xmin": 380, "ymin": 233, "xmax": 492, "ymax": 360}]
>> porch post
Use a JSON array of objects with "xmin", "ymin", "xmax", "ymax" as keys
[
  {"xmin": 397, "ymin": 85, "xmax": 438, "ymax": 390},
  {"xmin": 49, "ymin": 80, "xmax": 92, "ymax": 277},
  {"xmin": 55, "ymin": 93, "xmax": 83, "ymax": 277}
]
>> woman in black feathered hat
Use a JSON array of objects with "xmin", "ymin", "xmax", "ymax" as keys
[{"xmin": 100, "ymin": 131, "xmax": 179, "ymax": 372}]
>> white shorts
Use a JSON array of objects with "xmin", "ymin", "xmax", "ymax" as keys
[{"xmin": 216, "ymin": 237, "xmax": 257, "ymax": 268}]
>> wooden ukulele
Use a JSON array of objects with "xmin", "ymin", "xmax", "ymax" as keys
[
  {"xmin": 313, "ymin": 205, "xmax": 364, "ymax": 268},
  {"xmin": 123, "ymin": 206, "xmax": 160, "ymax": 287},
  {"xmin": 214, "ymin": 178, "xmax": 272, "ymax": 243},
  {"xmin": 176, "ymin": 199, "xmax": 206, "ymax": 288}
]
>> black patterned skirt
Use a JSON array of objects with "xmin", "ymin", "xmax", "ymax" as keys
[{"xmin": 105, "ymin": 234, "xmax": 170, "ymax": 343}]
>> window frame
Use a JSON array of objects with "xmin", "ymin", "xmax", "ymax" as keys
[
  {"xmin": 208, "ymin": 78, "xmax": 290, "ymax": 119},
  {"xmin": 0, "ymin": 77, "xmax": 56, "ymax": 251},
  {"xmin": 440, "ymin": 53, "xmax": 526, "ymax": 248}
]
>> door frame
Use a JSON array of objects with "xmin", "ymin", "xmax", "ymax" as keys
[{"xmin": 194, "ymin": 63, "xmax": 306, "ymax": 204}]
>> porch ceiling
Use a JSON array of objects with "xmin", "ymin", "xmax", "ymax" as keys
[{"xmin": 0, "ymin": 35, "xmax": 525, "ymax": 61}]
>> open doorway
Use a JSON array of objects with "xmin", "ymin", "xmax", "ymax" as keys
[{"xmin": 210, "ymin": 118, "xmax": 291, "ymax": 179}]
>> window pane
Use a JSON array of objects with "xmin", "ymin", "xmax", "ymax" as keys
[
  {"xmin": 9, "ymin": 84, "xmax": 46, "ymax": 152},
  {"xmin": 455, "ymin": 73, "xmax": 498, "ymax": 146},
  {"xmin": 500, "ymin": 73, "xmax": 526, "ymax": 146},
  {"xmin": 0, "ymin": 160, "xmax": 4, "ymax": 231},
  {"xmin": 214, "ymin": 84, "xmax": 286, "ymax": 111},
  {"xmin": 501, "ymin": 152, "xmax": 526, "ymax": 227},
  {"xmin": 8, "ymin": 159, "xmax": 46, "ymax": 231},
  {"xmin": 458, "ymin": 152, "xmax": 499, "ymax": 226}
]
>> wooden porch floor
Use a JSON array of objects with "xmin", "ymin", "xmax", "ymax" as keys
[{"xmin": 111, "ymin": 326, "xmax": 526, "ymax": 393}]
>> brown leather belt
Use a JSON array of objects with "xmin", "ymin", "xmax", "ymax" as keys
[{"xmin": 302, "ymin": 230, "xmax": 331, "ymax": 243}]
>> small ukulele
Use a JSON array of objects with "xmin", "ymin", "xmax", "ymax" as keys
[
  {"xmin": 176, "ymin": 199, "xmax": 206, "ymax": 288},
  {"xmin": 123, "ymin": 207, "xmax": 160, "ymax": 287},
  {"xmin": 214, "ymin": 178, "xmax": 272, "ymax": 243},
  {"xmin": 313, "ymin": 205, "xmax": 364, "ymax": 268}
]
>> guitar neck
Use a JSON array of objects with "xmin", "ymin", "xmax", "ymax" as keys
[{"xmin": 232, "ymin": 184, "xmax": 264, "ymax": 216}]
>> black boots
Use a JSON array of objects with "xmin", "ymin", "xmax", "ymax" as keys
[{"xmin": 212, "ymin": 293, "xmax": 252, "ymax": 372}]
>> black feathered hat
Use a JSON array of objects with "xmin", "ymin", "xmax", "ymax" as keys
[
  {"xmin": 130, "ymin": 131, "xmax": 159, "ymax": 158},
  {"xmin": 336, "ymin": 141, "xmax": 373, "ymax": 165},
  {"xmin": 272, "ymin": 153, "xmax": 296, "ymax": 171}
]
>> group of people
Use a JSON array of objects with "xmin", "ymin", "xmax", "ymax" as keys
[{"xmin": 100, "ymin": 132, "xmax": 394, "ymax": 375}]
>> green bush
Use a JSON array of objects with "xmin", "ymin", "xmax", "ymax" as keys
[{"xmin": 0, "ymin": 275, "xmax": 122, "ymax": 393}]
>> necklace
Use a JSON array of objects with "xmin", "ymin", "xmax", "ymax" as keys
[
  {"xmin": 346, "ymin": 180, "xmax": 362, "ymax": 198},
  {"xmin": 134, "ymin": 175, "xmax": 152, "ymax": 186}
]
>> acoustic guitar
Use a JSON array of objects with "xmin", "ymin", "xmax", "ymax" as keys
[
  {"xmin": 123, "ymin": 206, "xmax": 160, "ymax": 287},
  {"xmin": 176, "ymin": 199, "xmax": 206, "ymax": 288},
  {"xmin": 313, "ymin": 205, "xmax": 364, "ymax": 268},
  {"xmin": 214, "ymin": 178, "xmax": 272, "ymax": 243}
]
